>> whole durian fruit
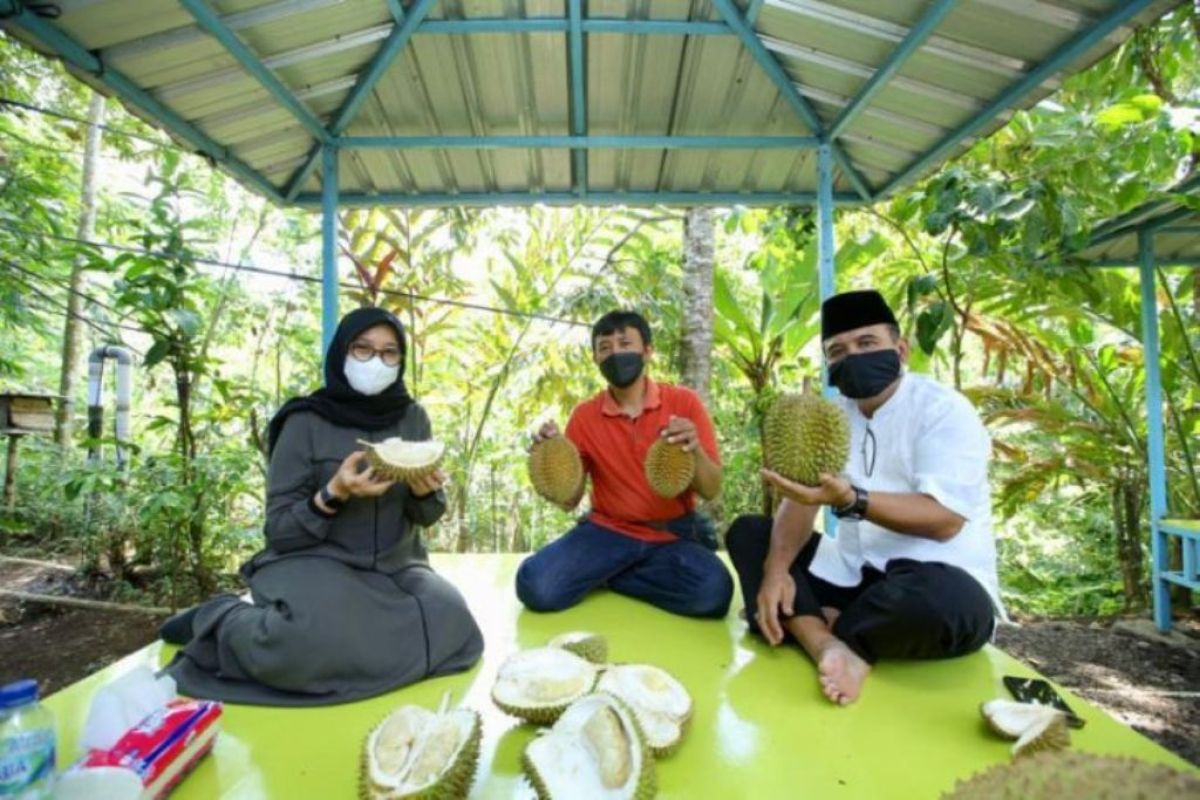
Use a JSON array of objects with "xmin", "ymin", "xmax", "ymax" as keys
[
  {"xmin": 762, "ymin": 391, "xmax": 850, "ymax": 486},
  {"xmin": 360, "ymin": 695, "xmax": 481, "ymax": 799},
  {"xmin": 643, "ymin": 437, "xmax": 695, "ymax": 498},
  {"xmin": 528, "ymin": 435, "xmax": 585, "ymax": 506},
  {"xmin": 523, "ymin": 692, "xmax": 657, "ymax": 800},
  {"xmin": 359, "ymin": 437, "xmax": 445, "ymax": 483},
  {"xmin": 942, "ymin": 751, "xmax": 1200, "ymax": 799}
]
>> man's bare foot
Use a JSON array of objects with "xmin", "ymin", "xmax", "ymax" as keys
[{"xmin": 817, "ymin": 640, "xmax": 870, "ymax": 706}]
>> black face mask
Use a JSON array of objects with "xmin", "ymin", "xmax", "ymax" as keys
[
  {"xmin": 599, "ymin": 351, "xmax": 645, "ymax": 388},
  {"xmin": 829, "ymin": 349, "xmax": 901, "ymax": 399}
]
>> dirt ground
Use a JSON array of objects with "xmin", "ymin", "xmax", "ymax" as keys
[
  {"xmin": 995, "ymin": 617, "xmax": 1200, "ymax": 766},
  {"xmin": 2, "ymin": 557, "xmax": 1197, "ymax": 766}
]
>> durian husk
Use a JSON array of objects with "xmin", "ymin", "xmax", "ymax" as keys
[
  {"xmin": 596, "ymin": 664, "xmax": 693, "ymax": 758},
  {"xmin": 979, "ymin": 699, "xmax": 1070, "ymax": 758},
  {"xmin": 643, "ymin": 438, "xmax": 695, "ymax": 499},
  {"xmin": 762, "ymin": 392, "xmax": 850, "ymax": 486},
  {"xmin": 359, "ymin": 704, "xmax": 481, "ymax": 800},
  {"xmin": 528, "ymin": 435, "xmax": 585, "ymax": 505},
  {"xmin": 491, "ymin": 648, "xmax": 599, "ymax": 725},
  {"xmin": 522, "ymin": 692, "xmax": 657, "ymax": 800},
  {"xmin": 548, "ymin": 631, "xmax": 609, "ymax": 664},
  {"xmin": 359, "ymin": 437, "xmax": 445, "ymax": 483},
  {"xmin": 942, "ymin": 751, "xmax": 1200, "ymax": 799}
]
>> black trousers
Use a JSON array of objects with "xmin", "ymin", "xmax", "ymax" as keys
[{"xmin": 726, "ymin": 514, "xmax": 994, "ymax": 664}]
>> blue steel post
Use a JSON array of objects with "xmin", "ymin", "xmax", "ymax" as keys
[
  {"xmin": 321, "ymin": 146, "xmax": 339, "ymax": 354},
  {"xmin": 818, "ymin": 143, "xmax": 838, "ymax": 539},
  {"xmin": 568, "ymin": 0, "xmax": 587, "ymax": 196},
  {"xmin": 1138, "ymin": 230, "xmax": 1170, "ymax": 630}
]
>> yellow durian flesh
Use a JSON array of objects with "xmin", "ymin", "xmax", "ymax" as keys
[
  {"xmin": 360, "ymin": 437, "xmax": 445, "ymax": 482},
  {"xmin": 492, "ymin": 647, "xmax": 598, "ymax": 724}
]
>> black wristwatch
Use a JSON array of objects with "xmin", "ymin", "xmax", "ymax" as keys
[
  {"xmin": 319, "ymin": 484, "xmax": 345, "ymax": 512},
  {"xmin": 832, "ymin": 484, "xmax": 869, "ymax": 520}
]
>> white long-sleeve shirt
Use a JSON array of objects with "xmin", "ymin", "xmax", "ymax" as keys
[{"xmin": 809, "ymin": 373, "xmax": 1004, "ymax": 614}]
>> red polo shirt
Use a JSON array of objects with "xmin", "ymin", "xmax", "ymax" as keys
[{"xmin": 564, "ymin": 377, "xmax": 721, "ymax": 543}]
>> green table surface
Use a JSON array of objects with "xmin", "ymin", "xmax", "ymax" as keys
[{"xmin": 43, "ymin": 554, "xmax": 1193, "ymax": 798}]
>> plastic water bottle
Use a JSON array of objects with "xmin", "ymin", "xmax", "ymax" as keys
[{"xmin": 0, "ymin": 680, "xmax": 55, "ymax": 799}]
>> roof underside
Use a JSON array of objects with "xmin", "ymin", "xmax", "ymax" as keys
[
  {"xmin": 0, "ymin": 0, "xmax": 1182, "ymax": 207},
  {"xmin": 1074, "ymin": 175, "xmax": 1200, "ymax": 266}
]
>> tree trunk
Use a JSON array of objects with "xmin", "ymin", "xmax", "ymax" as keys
[
  {"xmin": 1113, "ymin": 480, "xmax": 1145, "ymax": 609},
  {"xmin": 680, "ymin": 208, "xmax": 715, "ymax": 406},
  {"xmin": 55, "ymin": 92, "xmax": 106, "ymax": 446}
]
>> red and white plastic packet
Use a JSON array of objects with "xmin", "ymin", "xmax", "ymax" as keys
[{"xmin": 56, "ymin": 699, "xmax": 222, "ymax": 799}]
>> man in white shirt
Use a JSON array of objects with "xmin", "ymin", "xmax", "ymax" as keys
[{"xmin": 727, "ymin": 289, "xmax": 999, "ymax": 706}]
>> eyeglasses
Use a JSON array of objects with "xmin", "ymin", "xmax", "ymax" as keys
[
  {"xmin": 349, "ymin": 342, "xmax": 402, "ymax": 366},
  {"xmin": 861, "ymin": 425, "xmax": 877, "ymax": 478}
]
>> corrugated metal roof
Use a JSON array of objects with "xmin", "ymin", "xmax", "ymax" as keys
[
  {"xmin": 0, "ymin": 0, "xmax": 1182, "ymax": 206},
  {"xmin": 1073, "ymin": 175, "xmax": 1200, "ymax": 266}
]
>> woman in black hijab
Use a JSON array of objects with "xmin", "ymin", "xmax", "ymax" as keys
[{"xmin": 164, "ymin": 308, "xmax": 484, "ymax": 706}]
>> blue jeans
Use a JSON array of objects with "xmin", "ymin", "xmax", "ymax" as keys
[{"xmin": 515, "ymin": 519, "xmax": 734, "ymax": 618}]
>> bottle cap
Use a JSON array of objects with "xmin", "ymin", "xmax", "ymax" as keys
[{"xmin": 0, "ymin": 679, "xmax": 38, "ymax": 710}]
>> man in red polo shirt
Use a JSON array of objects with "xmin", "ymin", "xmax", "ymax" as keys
[{"xmin": 516, "ymin": 311, "xmax": 734, "ymax": 618}]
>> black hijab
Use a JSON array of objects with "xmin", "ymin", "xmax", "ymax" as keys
[{"xmin": 267, "ymin": 307, "xmax": 414, "ymax": 455}]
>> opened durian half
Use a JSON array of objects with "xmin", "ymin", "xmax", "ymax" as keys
[
  {"xmin": 523, "ymin": 692, "xmax": 657, "ymax": 800},
  {"xmin": 492, "ymin": 647, "xmax": 599, "ymax": 724},
  {"xmin": 529, "ymin": 435, "xmax": 585, "ymax": 505},
  {"xmin": 548, "ymin": 631, "xmax": 609, "ymax": 664},
  {"xmin": 943, "ymin": 751, "xmax": 1200, "ymax": 799},
  {"xmin": 643, "ymin": 438, "xmax": 695, "ymax": 499},
  {"xmin": 359, "ymin": 437, "xmax": 445, "ymax": 482},
  {"xmin": 360, "ymin": 696, "xmax": 481, "ymax": 800},
  {"xmin": 597, "ymin": 665, "xmax": 692, "ymax": 757},
  {"xmin": 762, "ymin": 392, "xmax": 850, "ymax": 486},
  {"xmin": 980, "ymin": 700, "xmax": 1070, "ymax": 758}
]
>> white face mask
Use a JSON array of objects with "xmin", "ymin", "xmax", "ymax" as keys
[{"xmin": 344, "ymin": 356, "xmax": 400, "ymax": 396}]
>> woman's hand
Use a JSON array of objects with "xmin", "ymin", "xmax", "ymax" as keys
[
  {"xmin": 407, "ymin": 468, "xmax": 447, "ymax": 499},
  {"xmin": 329, "ymin": 451, "xmax": 395, "ymax": 499}
]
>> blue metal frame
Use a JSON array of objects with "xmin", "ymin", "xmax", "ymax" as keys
[
  {"xmin": 178, "ymin": 0, "xmax": 331, "ymax": 144},
  {"xmin": 567, "ymin": 0, "xmax": 587, "ymax": 197},
  {"xmin": 817, "ymin": 143, "xmax": 839, "ymax": 539},
  {"xmin": 745, "ymin": 0, "xmax": 766, "ymax": 27},
  {"xmin": 296, "ymin": 190, "xmax": 863, "ymax": 209},
  {"xmin": 284, "ymin": 0, "xmax": 438, "ymax": 202},
  {"xmin": 340, "ymin": 135, "xmax": 821, "ymax": 149},
  {"xmin": 0, "ymin": 0, "xmax": 286, "ymax": 204},
  {"xmin": 709, "ymin": 0, "xmax": 873, "ymax": 201},
  {"xmin": 419, "ymin": 19, "xmax": 732, "ymax": 35},
  {"xmin": 877, "ymin": 0, "xmax": 1158, "ymax": 198},
  {"xmin": 829, "ymin": 0, "xmax": 959, "ymax": 140},
  {"xmin": 1137, "ymin": 230, "xmax": 1171, "ymax": 630},
  {"xmin": 321, "ymin": 145, "xmax": 339, "ymax": 352}
]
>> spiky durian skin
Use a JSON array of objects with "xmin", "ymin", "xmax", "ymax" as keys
[
  {"xmin": 643, "ymin": 439, "xmax": 695, "ymax": 498},
  {"xmin": 521, "ymin": 693, "xmax": 658, "ymax": 800},
  {"xmin": 942, "ymin": 752, "xmax": 1200, "ymax": 799},
  {"xmin": 550, "ymin": 632, "xmax": 609, "ymax": 665},
  {"xmin": 363, "ymin": 445, "xmax": 443, "ymax": 483},
  {"xmin": 528, "ymin": 435, "xmax": 585, "ymax": 505},
  {"xmin": 1011, "ymin": 714, "xmax": 1070, "ymax": 759},
  {"xmin": 596, "ymin": 664, "xmax": 692, "ymax": 758},
  {"xmin": 762, "ymin": 393, "xmax": 850, "ymax": 486},
  {"xmin": 492, "ymin": 698, "xmax": 576, "ymax": 727},
  {"xmin": 359, "ymin": 710, "xmax": 482, "ymax": 800}
]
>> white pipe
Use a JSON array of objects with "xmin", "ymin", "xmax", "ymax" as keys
[{"xmin": 87, "ymin": 345, "xmax": 133, "ymax": 469}]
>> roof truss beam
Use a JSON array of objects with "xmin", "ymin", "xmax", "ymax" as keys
[
  {"xmin": 876, "ymin": 0, "xmax": 1161, "ymax": 198},
  {"xmin": 709, "ymin": 0, "xmax": 873, "ymax": 200},
  {"xmin": 0, "ymin": 0, "xmax": 284, "ymax": 203},
  {"xmin": 339, "ymin": 135, "xmax": 821, "ymax": 150},
  {"xmin": 179, "ymin": 0, "xmax": 331, "ymax": 144},
  {"xmin": 829, "ymin": 0, "xmax": 959, "ymax": 139}
]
